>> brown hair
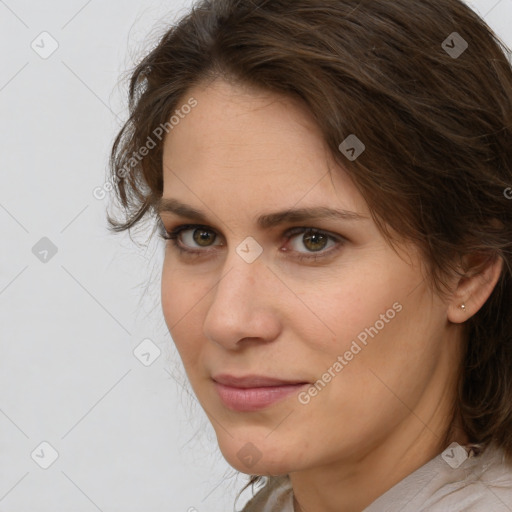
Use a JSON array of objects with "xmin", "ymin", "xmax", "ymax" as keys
[{"xmin": 108, "ymin": 0, "xmax": 512, "ymax": 495}]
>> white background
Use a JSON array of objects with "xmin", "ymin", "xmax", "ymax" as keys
[{"xmin": 0, "ymin": 1, "xmax": 511, "ymax": 511}]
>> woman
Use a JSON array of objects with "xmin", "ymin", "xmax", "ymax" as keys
[{"xmin": 107, "ymin": 0, "xmax": 512, "ymax": 510}]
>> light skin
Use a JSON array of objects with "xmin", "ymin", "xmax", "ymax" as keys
[{"xmin": 158, "ymin": 78, "xmax": 502, "ymax": 512}]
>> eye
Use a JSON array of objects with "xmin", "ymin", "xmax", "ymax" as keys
[
  {"xmin": 289, "ymin": 229, "xmax": 332, "ymax": 252},
  {"xmin": 181, "ymin": 226, "xmax": 218, "ymax": 248},
  {"xmin": 158, "ymin": 222, "xmax": 344, "ymax": 262},
  {"xmin": 159, "ymin": 223, "xmax": 223, "ymax": 251},
  {"xmin": 283, "ymin": 227, "xmax": 343, "ymax": 260}
]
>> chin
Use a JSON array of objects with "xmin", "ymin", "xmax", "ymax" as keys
[{"xmin": 215, "ymin": 430, "xmax": 303, "ymax": 476}]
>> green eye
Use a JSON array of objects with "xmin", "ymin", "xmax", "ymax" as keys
[
  {"xmin": 301, "ymin": 231, "xmax": 329, "ymax": 252},
  {"xmin": 192, "ymin": 228, "xmax": 217, "ymax": 247},
  {"xmin": 285, "ymin": 227, "xmax": 338, "ymax": 257},
  {"xmin": 159, "ymin": 223, "xmax": 344, "ymax": 263}
]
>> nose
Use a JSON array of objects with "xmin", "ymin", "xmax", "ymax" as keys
[{"xmin": 202, "ymin": 256, "xmax": 282, "ymax": 350}]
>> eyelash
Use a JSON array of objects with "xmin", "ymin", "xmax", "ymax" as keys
[{"xmin": 158, "ymin": 223, "xmax": 344, "ymax": 262}]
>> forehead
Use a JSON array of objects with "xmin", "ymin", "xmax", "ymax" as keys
[{"xmin": 161, "ymin": 78, "xmax": 368, "ymax": 217}]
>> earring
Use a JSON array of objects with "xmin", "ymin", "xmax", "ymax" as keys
[{"xmin": 459, "ymin": 303, "xmax": 466, "ymax": 312}]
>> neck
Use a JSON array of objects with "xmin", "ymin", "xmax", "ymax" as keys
[{"xmin": 290, "ymin": 388, "xmax": 467, "ymax": 512}]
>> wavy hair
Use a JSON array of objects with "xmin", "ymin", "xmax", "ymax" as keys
[{"xmin": 108, "ymin": 0, "xmax": 512, "ymax": 500}]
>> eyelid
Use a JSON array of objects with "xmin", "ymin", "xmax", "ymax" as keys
[{"xmin": 283, "ymin": 226, "xmax": 344, "ymax": 243}]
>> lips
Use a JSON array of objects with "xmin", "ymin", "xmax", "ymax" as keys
[
  {"xmin": 212, "ymin": 374, "xmax": 309, "ymax": 411},
  {"xmin": 213, "ymin": 374, "xmax": 308, "ymax": 388}
]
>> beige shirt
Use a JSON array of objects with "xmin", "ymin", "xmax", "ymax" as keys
[{"xmin": 241, "ymin": 442, "xmax": 512, "ymax": 511}]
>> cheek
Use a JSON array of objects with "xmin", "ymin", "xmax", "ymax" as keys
[
  {"xmin": 161, "ymin": 264, "xmax": 207, "ymax": 365},
  {"xmin": 293, "ymin": 259, "xmax": 407, "ymax": 354},
  {"xmin": 292, "ymin": 257, "xmax": 438, "ymax": 406},
  {"xmin": 299, "ymin": 270, "xmax": 444, "ymax": 420}
]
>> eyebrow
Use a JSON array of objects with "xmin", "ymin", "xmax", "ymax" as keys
[{"xmin": 156, "ymin": 198, "xmax": 367, "ymax": 229}]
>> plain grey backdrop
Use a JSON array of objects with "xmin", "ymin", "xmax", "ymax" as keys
[{"xmin": 1, "ymin": 0, "xmax": 511, "ymax": 511}]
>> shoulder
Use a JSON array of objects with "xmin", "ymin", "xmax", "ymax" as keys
[
  {"xmin": 422, "ymin": 443, "xmax": 512, "ymax": 512},
  {"xmin": 239, "ymin": 444, "xmax": 512, "ymax": 512},
  {"xmin": 365, "ymin": 442, "xmax": 512, "ymax": 512},
  {"xmin": 240, "ymin": 475, "xmax": 293, "ymax": 512}
]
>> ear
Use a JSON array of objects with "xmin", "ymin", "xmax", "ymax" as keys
[{"xmin": 447, "ymin": 252, "xmax": 503, "ymax": 323}]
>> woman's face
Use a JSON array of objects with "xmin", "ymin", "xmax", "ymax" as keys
[{"xmin": 159, "ymin": 78, "xmax": 463, "ymax": 475}]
